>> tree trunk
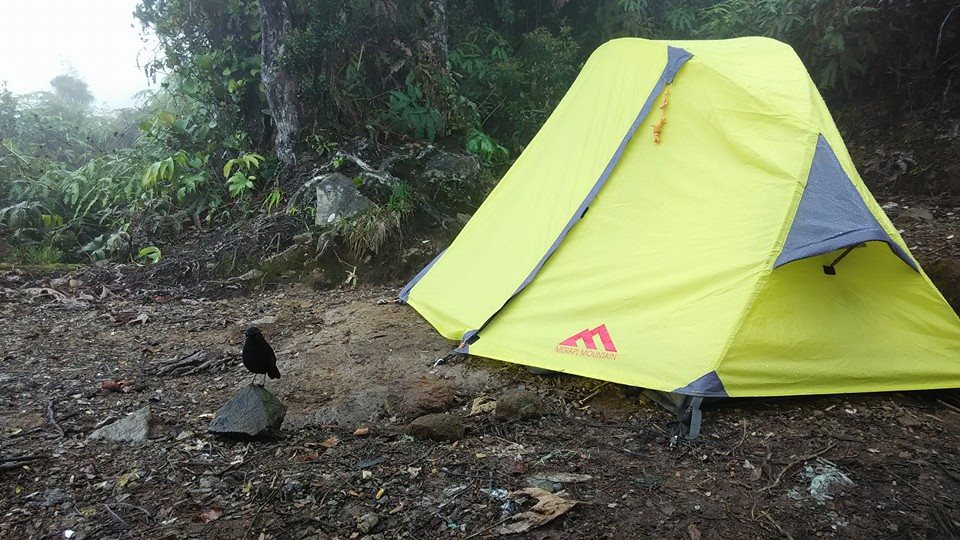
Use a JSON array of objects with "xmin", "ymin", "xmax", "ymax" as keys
[
  {"xmin": 259, "ymin": 0, "xmax": 301, "ymax": 169},
  {"xmin": 423, "ymin": 0, "xmax": 449, "ymax": 73}
]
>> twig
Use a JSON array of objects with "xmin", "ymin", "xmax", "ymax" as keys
[
  {"xmin": 102, "ymin": 503, "xmax": 131, "ymax": 530},
  {"xmin": 936, "ymin": 5, "xmax": 960, "ymax": 58},
  {"xmin": 0, "ymin": 454, "xmax": 46, "ymax": 463},
  {"xmin": 719, "ymin": 421, "xmax": 748, "ymax": 456},
  {"xmin": 760, "ymin": 442, "xmax": 838, "ymax": 492},
  {"xmin": 107, "ymin": 502, "xmax": 154, "ymax": 521},
  {"xmin": 46, "ymin": 399, "xmax": 64, "ymax": 438},
  {"xmin": 761, "ymin": 511, "xmax": 794, "ymax": 540},
  {"xmin": 465, "ymin": 516, "xmax": 512, "ymax": 539},
  {"xmin": 577, "ymin": 382, "xmax": 609, "ymax": 406},
  {"xmin": 246, "ymin": 480, "xmax": 283, "ymax": 539},
  {"xmin": 937, "ymin": 399, "xmax": 960, "ymax": 415}
]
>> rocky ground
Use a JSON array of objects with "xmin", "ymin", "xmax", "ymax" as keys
[{"xmin": 2, "ymin": 189, "xmax": 960, "ymax": 539}]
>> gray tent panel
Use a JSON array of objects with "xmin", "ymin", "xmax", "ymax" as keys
[
  {"xmin": 774, "ymin": 135, "xmax": 916, "ymax": 270},
  {"xmin": 673, "ymin": 370, "xmax": 728, "ymax": 397}
]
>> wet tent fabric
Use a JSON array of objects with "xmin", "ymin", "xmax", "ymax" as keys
[{"xmin": 400, "ymin": 37, "xmax": 960, "ymax": 398}]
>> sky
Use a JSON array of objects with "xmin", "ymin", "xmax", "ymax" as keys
[{"xmin": 0, "ymin": 0, "xmax": 158, "ymax": 109}]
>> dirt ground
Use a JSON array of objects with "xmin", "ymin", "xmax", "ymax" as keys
[{"xmin": 2, "ymin": 190, "xmax": 960, "ymax": 539}]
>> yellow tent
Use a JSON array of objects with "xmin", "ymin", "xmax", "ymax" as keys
[{"xmin": 400, "ymin": 37, "xmax": 960, "ymax": 401}]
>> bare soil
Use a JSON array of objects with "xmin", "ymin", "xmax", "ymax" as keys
[{"xmin": 2, "ymin": 189, "xmax": 960, "ymax": 539}]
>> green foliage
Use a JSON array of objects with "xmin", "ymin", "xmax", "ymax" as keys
[
  {"xmin": 223, "ymin": 153, "xmax": 265, "ymax": 198},
  {"xmin": 465, "ymin": 128, "xmax": 509, "ymax": 164},
  {"xmin": 263, "ymin": 187, "xmax": 283, "ymax": 213},
  {"xmin": 387, "ymin": 84, "xmax": 444, "ymax": 141},
  {"xmin": 138, "ymin": 245, "xmax": 162, "ymax": 263},
  {"xmin": 6, "ymin": 242, "xmax": 66, "ymax": 266}
]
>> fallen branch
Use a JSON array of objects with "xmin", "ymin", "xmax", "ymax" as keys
[
  {"xmin": 760, "ymin": 442, "xmax": 839, "ymax": 492},
  {"xmin": 0, "ymin": 454, "xmax": 46, "ymax": 470},
  {"xmin": 155, "ymin": 351, "xmax": 239, "ymax": 377}
]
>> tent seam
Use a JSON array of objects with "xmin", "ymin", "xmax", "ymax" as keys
[{"xmin": 709, "ymin": 129, "xmax": 822, "ymax": 384}]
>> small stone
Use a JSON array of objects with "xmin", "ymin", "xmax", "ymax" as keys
[
  {"xmin": 896, "ymin": 206, "xmax": 934, "ymax": 223},
  {"xmin": 404, "ymin": 413, "xmax": 464, "ymax": 442},
  {"xmin": 41, "ymin": 488, "xmax": 68, "ymax": 508},
  {"xmin": 88, "ymin": 406, "xmax": 151, "ymax": 443},
  {"xmin": 357, "ymin": 513, "xmax": 379, "ymax": 534},
  {"xmin": 526, "ymin": 478, "xmax": 560, "ymax": 493},
  {"xmin": 385, "ymin": 378, "xmax": 455, "ymax": 419},
  {"xmin": 208, "ymin": 385, "xmax": 286, "ymax": 438},
  {"xmin": 495, "ymin": 389, "xmax": 543, "ymax": 420}
]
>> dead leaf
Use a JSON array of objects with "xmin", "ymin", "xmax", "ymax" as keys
[
  {"xmin": 495, "ymin": 487, "xmax": 578, "ymax": 535},
  {"xmin": 127, "ymin": 313, "xmax": 149, "ymax": 325},
  {"xmin": 468, "ymin": 396, "xmax": 497, "ymax": 416},
  {"xmin": 197, "ymin": 506, "xmax": 224, "ymax": 523},
  {"xmin": 320, "ymin": 436, "xmax": 340, "ymax": 448},
  {"xmin": 688, "ymin": 523, "xmax": 702, "ymax": 540},
  {"xmin": 101, "ymin": 380, "xmax": 134, "ymax": 393},
  {"xmin": 354, "ymin": 427, "xmax": 371, "ymax": 437},
  {"xmin": 117, "ymin": 471, "xmax": 140, "ymax": 488},
  {"xmin": 293, "ymin": 452, "xmax": 320, "ymax": 462}
]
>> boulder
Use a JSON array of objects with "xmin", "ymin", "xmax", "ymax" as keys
[
  {"xmin": 314, "ymin": 173, "xmax": 372, "ymax": 226},
  {"xmin": 896, "ymin": 206, "xmax": 934, "ymax": 224},
  {"xmin": 208, "ymin": 385, "xmax": 286, "ymax": 438},
  {"xmin": 404, "ymin": 413, "xmax": 464, "ymax": 442},
  {"xmin": 422, "ymin": 151, "xmax": 480, "ymax": 186},
  {"xmin": 385, "ymin": 378, "xmax": 455, "ymax": 419},
  {"xmin": 88, "ymin": 406, "xmax": 152, "ymax": 443},
  {"xmin": 496, "ymin": 389, "xmax": 543, "ymax": 421},
  {"xmin": 926, "ymin": 258, "xmax": 960, "ymax": 311}
]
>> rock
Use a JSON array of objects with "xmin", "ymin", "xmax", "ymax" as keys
[
  {"xmin": 495, "ymin": 389, "xmax": 543, "ymax": 420},
  {"xmin": 423, "ymin": 151, "xmax": 480, "ymax": 186},
  {"xmin": 41, "ymin": 488, "xmax": 68, "ymax": 508},
  {"xmin": 208, "ymin": 385, "xmax": 286, "ymax": 438},
  {"xmin": 385, "ymin": 378, "xmax": 455, "ymax": 419},
  {"xmin": 526, "ymin": 478, "xmax": 560, "ymax": 493},
  {"xmin": 897, "ymin": 206, "xmax": 934, "ymax": 223},
  {"xmin": 314, "ymin": 173, "xmax": 372, "ymax": 225},
  {"xmin": 926, "ymin": 258, "xmax": 960, "ymax": 311},
  {"xmin": 404, "ymin": 413, "xmax": 464, "ymax": 442},
  {"xmin": 357, "ymin": 513, "xmax": 379, "ymax": 534},
  {"xmin": 88, "ymin": 406, "xmax": 151, "ymax": 443},
  {"xmin": 293, "ymin": 232, "xmax": 312, "ymax": 245}
]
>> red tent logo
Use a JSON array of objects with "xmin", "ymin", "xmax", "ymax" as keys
[{"xmin": 556, "ymin": 324, "xmax": 618, "ymax": 359}]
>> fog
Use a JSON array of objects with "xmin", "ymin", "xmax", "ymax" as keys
[{"xmin": 0, "ymin": 0, "xmax": 156, "ymax": 108}]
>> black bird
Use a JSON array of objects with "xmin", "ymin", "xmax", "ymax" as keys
[{"xmin": 242, "ymin": 327, "xmax": 281, "ymax": 386}]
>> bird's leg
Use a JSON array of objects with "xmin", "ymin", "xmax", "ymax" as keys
[{"xmin": 250, "ymin": 373, "xmax": 257, "ymax": 387}]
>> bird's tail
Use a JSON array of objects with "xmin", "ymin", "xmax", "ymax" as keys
[{"xmin": 268, "ymin": 366, "xmax": 281, "ymax": 379}]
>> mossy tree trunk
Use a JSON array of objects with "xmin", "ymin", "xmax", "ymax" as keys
[{"xmin": 259, "ymin": 0, "xmax": 302, "ymax": 169}]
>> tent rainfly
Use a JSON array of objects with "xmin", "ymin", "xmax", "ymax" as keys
[{"xmin": 399, "ymin": 37, "xmax": 960, "ymax": 436}]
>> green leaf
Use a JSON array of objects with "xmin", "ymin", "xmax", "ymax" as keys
[{"xmin": 138, "ymin": 246, "xmax": 162, "ymax": 264}]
